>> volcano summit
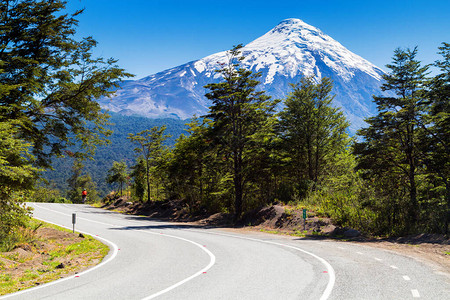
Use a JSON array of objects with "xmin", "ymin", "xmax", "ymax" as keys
[{"xmin": 98, "ymin": 18, "xmax": 385, "ymax": 131}]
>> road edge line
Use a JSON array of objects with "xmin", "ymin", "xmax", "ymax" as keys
[
  {"xmin": 0, "ymin": 204, "xmax": 119, "ymax": 300},
  {"xmin": 187, "ymin": 229, "xmax": 335, "ymax": 300}
]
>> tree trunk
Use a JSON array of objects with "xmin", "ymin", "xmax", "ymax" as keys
[
  {"xmin": 234, "ymin": 151, "xmax": 243, "ymax": 220},
  {"xmin": 307, "ymin": 137, "xmax": 313, "ymax": 182},
  {"xmin": 406, "ymin": 122, "xmax": 418, "ymax": 232},
  {"xmin": 446, "ymin": 179, "xmax": 450, "ymax": 234},
  {"xmin": 146, "ymin": 160, "xmax": 151, "ymax": 202}
]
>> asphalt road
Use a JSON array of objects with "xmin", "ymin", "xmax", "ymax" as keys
[{"xmin": 2, "ymin": 203, "xmax": 448, "ymax": 300}]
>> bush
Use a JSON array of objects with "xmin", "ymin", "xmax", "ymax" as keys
[{"xmin": 30, "ymin": 186, "xmax": 70, "ymax": 203}]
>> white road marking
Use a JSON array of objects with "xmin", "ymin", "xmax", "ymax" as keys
[
  {"xmin": 403, "ymin": 275, "xmax": 411, "ymax": 281},
  {"xmin": 0, "ymin": 209, "xmax": 119, "ymax": 300},
  {"xmin": 187, "ymin": 229, "xmax": 336, "ymax": 300},
  {"xmin": 140, "ymin": 231, "xmax": 215, "ymax": 300},
  {"xmin": 374, "ymin": 257, "xmax": 382, "ymax": 261},
  {"xmin": 411, "ymin": 289, "xmax": 420, "ymax": 297},
  {"xmin": 390, "ymin": 265, "xmax": 398, "ymax": 269},
  {"xmin": 25, "ymin": 203, "xmax": 216, "ymax": 300}
]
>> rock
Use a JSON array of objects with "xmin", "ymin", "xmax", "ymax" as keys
[
  {"xmin": 344, "ymin": 229, "xmax": 361, "ymax": 238},
  {"xmin": 56, "ymin": 263, "xmax": 65, "ymax": 269},
  {"xmin": 321, "ymin": 225, "xmax": 337, "ymax": 234},
  {"xmin": 78, "ymin": 233, "xmax": 85, "ymax": 238}
]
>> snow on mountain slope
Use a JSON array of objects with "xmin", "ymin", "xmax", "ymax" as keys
[{"xmin": 98, "ymin": 18, "xmax": 385, "ymax": 132}]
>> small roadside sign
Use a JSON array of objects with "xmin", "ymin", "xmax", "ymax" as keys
[
  {"xmin": 72, "ymin": 213, "xmax": 76, "ymax": 233},
  {"xmin": 302, "ymin": 209, "xmax": 307, "ymax": 219}
]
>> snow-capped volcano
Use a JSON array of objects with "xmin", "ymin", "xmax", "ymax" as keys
[{"xmin": 98, "ymin": 18, "xmax": 385, "ymax": 131}]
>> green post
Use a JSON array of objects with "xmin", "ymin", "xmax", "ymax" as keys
[{"xmin": 303, "ymin": 209, "xmax": 307, "ymax": 231}]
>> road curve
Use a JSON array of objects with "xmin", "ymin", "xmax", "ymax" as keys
[{"xmin": 1, "ymin": 203, "xmax": 448, "ymax": 300}]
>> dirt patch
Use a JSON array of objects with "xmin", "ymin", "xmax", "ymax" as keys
[
  {"xmin": 0, "ymin": 224, "xmax": 108, "ymax": 296},
  {"xmin": 102, "ymin": 196, "xmax": 215, "ymax": 223}
]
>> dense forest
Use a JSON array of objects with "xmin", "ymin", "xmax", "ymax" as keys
[
  {"xmin": 92, "ymin": 44, "xmax": 448, "ymax": 237},
  {"xmin": 1, "ymin": 1, "xmax": 448, "ymax": 252}
]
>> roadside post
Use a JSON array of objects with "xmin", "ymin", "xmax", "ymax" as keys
[
  {"xmin": 302, "ymin": 209, "xmax": 307, "ymax": 231},
  {"xmin": 72, "ymin": 213, "xmax": 76, "ymax": 233}
]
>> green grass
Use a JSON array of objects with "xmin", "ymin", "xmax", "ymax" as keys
[
  {"xmin": 18, "ymin": 270, "xmax": 39, "ymax": 282},
  {"xmin": 259, "ymin": 229, "xmax": 281, "ymax": 235},
  {"xmin": 445, "ymin": 251, "xmax": 450, "ymax": 255},
  {"xmin": 0, "ymin": 219, "xmax": 109, "ymax": 296},
  {"xmin": 66, "ymin": 237, "xmax": 109, "ymax": 256}
]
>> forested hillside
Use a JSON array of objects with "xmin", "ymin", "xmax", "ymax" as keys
[{"xmin": 42, "ymin": 114, "xmax": 187, "ymax": 196}]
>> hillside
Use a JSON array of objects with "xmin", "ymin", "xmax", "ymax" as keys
[{"xmin": 42, "ymin": 113, "xmax": 187, "ymax": 196}]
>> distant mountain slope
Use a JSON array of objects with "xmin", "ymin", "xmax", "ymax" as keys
[
  {"xmin": 43, "ymin": 114, "xmax": 187, "ymax": 196},
  {"xmin": 98, "ymin": 18, "xmax": 385, "ymax": 132}
]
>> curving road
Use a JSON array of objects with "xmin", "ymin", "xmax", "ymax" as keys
[{"xmin": 1, "ymin": 203, "xmax": 448, "ymax": 300}]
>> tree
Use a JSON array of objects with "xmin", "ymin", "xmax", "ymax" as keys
[
  {"xmin": 0, "ymin": 120, "xmax": 39, "ymax": 248},
  {"xmin": 128, "ymin": 126, "xmax": 170, "ymax": 202},
  {"xmin": 0, "ymin": 0, "xmax": 132, "ymax": 167},
  {"xmin": 130, "ymin": 157, "xmax": 146, "ymax": 202},
  {"xmin": 204, "ymin": 45, "xmax": 277, "ymax": 218},
  {"xmin": 106, "ymin": 161, "xmax": 128, "ymax": 196},
  {"xmin": 421, "ymin": 42, "xmax": 450, "ymax": 233},
  {"xmin": 278, "ymin": 77, "xmax": 350, "ymax": 195},
  {"xmin": 354, "ymin": 47, "xmax": 429, "ymax": 233},
  {"xmin": 66, "ymin": 159, "xmax": 98, "ymax": 203}
]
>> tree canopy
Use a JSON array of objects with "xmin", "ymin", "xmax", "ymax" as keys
[
  {"xmin": 0, "ymin": 0, "xmax": 130, "ymax": 243},
  {"xmin": 0, "ymin": 0, "xmax": 132, "ymax": 167},
  {"xmin": 204, "ymin": 45, "xmax": 278, "ymax": 218}
]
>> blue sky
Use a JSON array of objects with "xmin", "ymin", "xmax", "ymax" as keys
[{"xmin": 67, "ymin": 0, "xmax": 450, "ymax": 79}]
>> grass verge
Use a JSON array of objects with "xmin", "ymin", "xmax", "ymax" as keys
[{"xmin": 0, "ymin": 219, "xmax": 109, "ymax": 296}]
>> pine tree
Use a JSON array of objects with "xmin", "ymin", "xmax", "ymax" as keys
[
  {"xmin": 354, "ymin": 47, "xmax": 429, "ymax": 233},
  {"xmin": 204, "ymin": 45, "xmax": 277, "ymax": 218},
  {"xmin": 422, "ymin": 42, "xmax": 450, "ymax": 233}
]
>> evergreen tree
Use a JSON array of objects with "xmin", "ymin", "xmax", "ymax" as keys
[
  {"xmin": 278, "ymin": 77, "xmax": 350, "ymax": 195},
  {"xmin": 165, "ymin": 118, "xmax": 210, "ymax": 208},
  {"xmin": 422, "ymin": 42, "xmax": 450, "ymax": 233},
  {"xmin": 128, "ymin": 126, "xmax": 170, "ymax": 202},
  {"xmin": 204, "ymin": 45, "xmax": 277, "ymax": 218},
  {"xmin": 66, "ymin": 159, "xmax": 98, "ymax": 203},
  {"xmin": 106, "ymin": 161, "xmax": 128, "ymax": 196},
  {"xmin": 77, "ymin": 173, "xmax": 99, "ymax": 203},
  {"xmin": 0, "ymin": 121, "xmax": 39, "ymax": 247},
  {"xmin": 354, "ymin": 47, "xmax": 429, "ymax": 233},
  {"xmin": 0, "ymin": 0, "xmax": 132, "ymax": 167},
  {"xmin": 130, "ymin": 157, "xmax": 146, "ymax": 202},
  {"xmin": 67, "ymin": 160, "xmax": 84, "ymax": 202}
]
